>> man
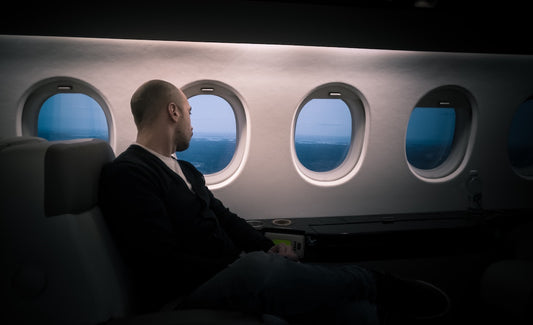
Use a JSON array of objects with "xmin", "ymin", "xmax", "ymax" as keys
[{"xmin": 99, "ymin": 80, "xmax": 449, "ymax": 323}]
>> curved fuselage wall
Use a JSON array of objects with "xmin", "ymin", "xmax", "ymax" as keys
[{"xmin": 1, "ymin": 35, "xmax": 532, "ymax": 219}]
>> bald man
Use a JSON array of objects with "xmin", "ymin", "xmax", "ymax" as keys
[{"xmin": 99, "ymin": 80, "xmax": 449, "ymax": 323}]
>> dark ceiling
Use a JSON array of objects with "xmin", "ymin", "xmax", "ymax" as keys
[{"xmin": 1, "ymin": 0, "xmax": 531, "ymax": 55}]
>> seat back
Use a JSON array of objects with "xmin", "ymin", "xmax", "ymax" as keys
[
  {"xmin": 0, "ymin": 136, "xmax": 46, "ymax": 150},
  {"xmin": 1, "ymin": 138, "xmax": 133, "ymax": 324}
]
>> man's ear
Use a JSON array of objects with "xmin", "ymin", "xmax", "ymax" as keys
[{"xmin": 168, "ymin": 102, "xmax": 180, "ymax": 122}]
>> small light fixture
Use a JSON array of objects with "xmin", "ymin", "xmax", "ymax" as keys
[
  {"xmin": 201, "ymin": 87, "xmax": 214, "ymax": 92},
  {"xmin": 439, "ymin": 101, "xmax": 451, "ymax": 106},
  {"xmin": 329, "ymin": 92, "xmax": 342, "ymax": 97},
  {"xmin": 57, "ymin": 85, "xmax": 73, "ymax": 90}
]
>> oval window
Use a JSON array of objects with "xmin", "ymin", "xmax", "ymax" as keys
[
  {"xmin": 405, "ymin": 86, "xmax": 474, "ymax": 180},
  {"xmin": 295, "ymin": 98, "xmax": 352, "ymax": 172},
  {"xmin": 292, "ymin": 83, "xmax": 367, "ymax": 185},
  {"xmin": 508, "ymin": 98, "xmax": 533, "ymax": 176},
  {"xmin": 21, "ymin": 77, "xmax": 113, "ymax": 146},
  {"xmin": 178, "ymin": 94, "xmax": 237, "ymax": 175},
  {"xmin": 180, "ymin": 80, "xmax": 248, "ymax": 187},
  {"xmin": 38, "ymin": 93, "xmax": 109, "ymax": 141}
]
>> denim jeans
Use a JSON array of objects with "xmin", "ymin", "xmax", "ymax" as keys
[{"xmin": 185, "ymin": 251, "xmax": 378, "ymax": 324}]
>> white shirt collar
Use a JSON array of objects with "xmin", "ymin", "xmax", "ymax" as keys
[{"xmin": 133, "ymin": 143, "xmax": 193, "ymax": 191}]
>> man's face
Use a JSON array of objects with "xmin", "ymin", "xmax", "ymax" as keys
[{"xmin": 174, "ymin": 90, "xmax": 194, "ymax": 152}]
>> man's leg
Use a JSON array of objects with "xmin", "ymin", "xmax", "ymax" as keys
[{"xmin": 184, "ymin": 251, "xmax": 377, "ymax": 322}]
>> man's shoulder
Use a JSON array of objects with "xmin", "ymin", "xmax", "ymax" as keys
[
  {"xmin": 114, "ymin": 145, "xmax": 144, "ymax": 162},
  {"xmin": 104, "ymin": 145, "xmax": 158, "ymax": 174},
  {"xmin": 176, "ymin": 159, "xmax": 196, "ymax": 170},
  {"xmin": 177, "ymin": 159, "xmax": 203, "ymax": 178},
  {"xmin": 100, "ymin": 145, "xmax": 168, "ymax": 193}
]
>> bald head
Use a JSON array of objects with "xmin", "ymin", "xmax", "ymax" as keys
[
  {"xmin": 131, "ymin": 79, "xmax": 194, "ymax": 154},
  {"xmin": 130, "ymin": 79, "xmax": 180, "ymax": 129}
]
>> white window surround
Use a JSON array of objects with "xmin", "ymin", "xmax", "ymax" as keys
[
  {"xmin": 291, "ymin": 82, "xmax": 367, "ymax": 186},
  {"xmin": 181, "ymin": 80, "xmax": 249, "ymax": 188},
  {"xmin": 20, "ymin": 77, "xmax": 114, "ymax": 148},
  {"xmin": 406, "ymin": 85, "xmax": 476, "ymax": 181}
]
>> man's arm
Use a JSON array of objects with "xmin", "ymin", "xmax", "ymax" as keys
[
  {"xmin": 213, "ymin": 200, "xmax": 298, "ymax": 260},
  {"xmin": 99, "ymin": 162, "xmax": 233, "ymax": 280},
  {"xmin": 208, "ymin": 194, "xmax": 275, "ymax": 253}
]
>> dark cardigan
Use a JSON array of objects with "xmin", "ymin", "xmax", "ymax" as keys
[{"xmin": 99, "ymin": 145, "xmax": 273, "ymax": 310}]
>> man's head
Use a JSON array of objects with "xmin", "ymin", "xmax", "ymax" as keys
[{"xmin": 131, "ymin": 79, "xmax": 193, "ymax": 152}]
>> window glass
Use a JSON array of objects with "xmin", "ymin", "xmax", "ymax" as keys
[
  {"xmin": 406, "ymin": 107, "xmax": 456, "ymax": 170},
  {"xmin": 37, "ymin": 93, "xmax": 109, "ymax": 141},
  {"xmin": 295, "ymin": 99, "xmax": 352, "ymax": 172},
  {"xmin": 178, "ymin": 94, "xmax": 237, "ymax": 174},
  {"xmin": 508, "ymin": 99, "xmax": 533, "ymax": 169}
]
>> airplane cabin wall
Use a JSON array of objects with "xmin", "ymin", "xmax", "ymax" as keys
[{"xmin": 1, "ymin": 35, "xmax": 532, "ymax": 219}]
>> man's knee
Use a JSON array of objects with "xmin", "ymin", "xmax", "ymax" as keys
[
  {"xmin": 185, "ymin": 252, "xmax": 275, "ymax": 310},
  {"xmin": 229, "ymin": 251, "xmax": 292, "ymax": 285},
  {"xmin": 234, "ymin": 251, "xmax": 279, "ymax": 271},
  {"xmin": 238, "ymin": 251, "xmax": 270, "ymax": 265}
]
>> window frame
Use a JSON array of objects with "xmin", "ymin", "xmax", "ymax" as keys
[
  {"xmin": 291, "ymin": 82, "xmax": 367, "ymax": 185},
  {"xmin": 20, "ymin": 77, "xmax": 114, "ymax": 146},
  {"xmin": 181, "ymin": 80, "xmax": 248, "ymax": 188},
  {"xmin": 405, "ymin": 85, "xmax": 475, "ymax": 180}
]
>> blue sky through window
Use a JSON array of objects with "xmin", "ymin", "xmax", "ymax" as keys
[
  {"xmin": 188, "ymin": 94, "xmax": 236, "ymax": 137},
  {"xmin": 38, "ymin": 93, "xmax": 108, "ymax": 141},
  {"xmin": 406, "ymin": 107, "xmax": 456, "ymax": 169},
  {"xmin": 178, "ymin": 94, "xmax": 237, "ymax": 174},
  {"xmin": 295, "ymin": 99, "xmax": 352, "ymax": 142},
  {"xmin": 295, "ymin": 98, "xmax": 352, "ymax": 172}
]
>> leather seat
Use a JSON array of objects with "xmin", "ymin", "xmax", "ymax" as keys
[{"xmin": 0, "ymin": 137, "xmax": 264, "ymax": 324}]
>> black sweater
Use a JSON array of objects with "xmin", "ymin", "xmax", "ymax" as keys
[{"xmin": 99, "ymin": 145, "xmax": 273, "ymax": 310}]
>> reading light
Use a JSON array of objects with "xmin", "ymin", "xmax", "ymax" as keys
[
  {"xmin": 439, "ymin": 101, "xmax": 451, "ymax": 106},
  {"xmin": 329, "ymin": 92, "xmax": 342, "ymax": 97},
  {"xmin": 57, "ymin": 85, "xmax": 73, "ymax": 90},
  {"xmin": 201, "ymin": 88, "xmax": 214, "ymax": 92}
]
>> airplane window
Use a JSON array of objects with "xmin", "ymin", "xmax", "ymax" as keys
[
  {"xmin": 405, "ymin": 107, "xmax": 456, "ymax": 170},
  {"xmin": 38, "ymin": 93, "xmax": 109, "ymax": 141},
  {"xmin": 508, "ymin": 98, "xmax": 533, "ymax": 175},
  {"xmin": 178, "ymin": 94, "xmax": 237, "ymax": 175},
  {"xmin": 405, "ymin": 86, "xmax": 474, "ymax": 180},
  {"xmin": 292, "ymin": 83, "xmax": 366, "ymax": 185},
  {"xmin": 295, "ymin": 99, "xmax": 352, "ymax": 172},
  {"xmin": 180, "ymin": 80, "xmax": 248, "ymax": 188}
]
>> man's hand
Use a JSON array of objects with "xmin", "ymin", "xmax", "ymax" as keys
[{"xmin": 268, "ymin": 243, "xmax": 299, "ymax": 261}]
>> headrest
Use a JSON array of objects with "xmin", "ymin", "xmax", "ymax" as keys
[
  {"xmin": 44, "ymin": 139, "xmax": 115, "ymax": 217},
  {"xmin": 0, "ymin": 136, "xmax": 46, "ymax": 151}
]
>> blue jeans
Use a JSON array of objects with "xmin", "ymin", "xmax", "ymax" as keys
[{"xmin": 184, "ymin": 251, "xmax": 378, "ymax": 324}]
